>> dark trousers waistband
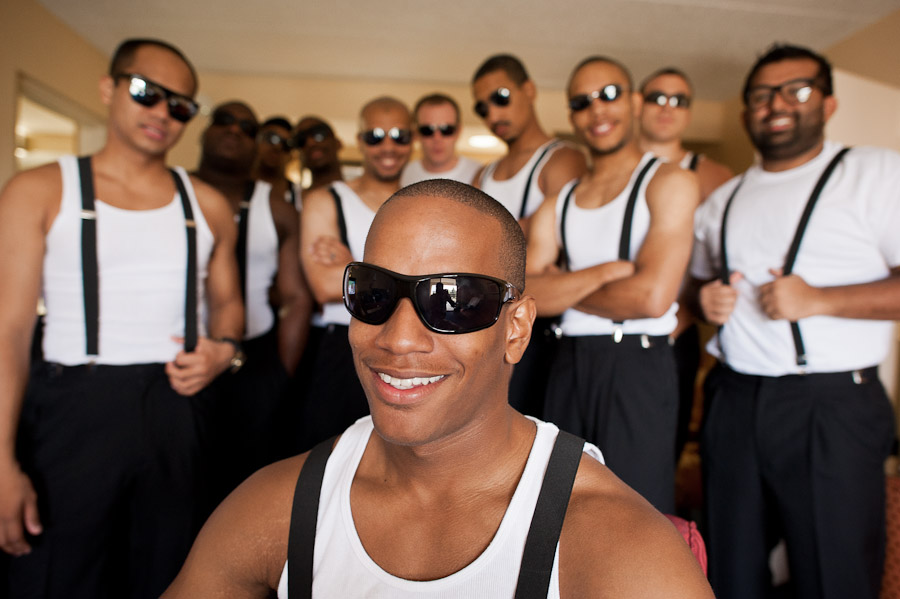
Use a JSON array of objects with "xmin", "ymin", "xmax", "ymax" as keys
[
  {"xmin": 717, "ymin": 363, "xmax": 879, "ymax": 386},
  {"xmin": 562, "ymin": 333, "xmax": 671, "ymax": 349}
]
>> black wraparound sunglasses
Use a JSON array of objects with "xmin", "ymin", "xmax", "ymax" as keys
[
  {"xmin": 293, "ymin": 123, "xmax": 333, "ymax": 148},
  {"xmin": 568, "ymin": 84, "xmax": 625, "ymax": 112},
  {"xmin": 644, "ymin": 91, "xmax": 691, "ymax": 109},
  {"xmin": 474, "ymin": 87, "xmax": 511, "ymax": 118},
  {"xmin": 360, "ymin": 127, "xmax": 412, "ymax": 146},
  {"xmin": 418, "ymin": 123, "xmax": 457, "ymax": 137},
  {"xmin": 114, "ymin": 73, "xmax": 199, "ymax": 123},
  {"xmin": 343, "ymin": 262, "xmax": 520, "ymax": 334},
  {"xmin": 211, "ymin": 110, "xmax": 259, "ymax": 139}
]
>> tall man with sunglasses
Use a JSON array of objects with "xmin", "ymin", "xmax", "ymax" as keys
[
  {"xmin": 685, "ymin": 44, "xmax": 900, "ymax": 599},
  {"xmin": 526, "ymin": 56, "xmax": 699, "ymax": 513},
  {"xmin": 297, "ymin": 97, "xmax": 413, "ymax": 452},
  {"xmin": 471, "ymin": 54, "xmax": 587, "ymax": 419},
  {"xmin": 0, "ymin": 39, "xmax": 244, "ymax": 598},
  {"xmin": 401, "ymin": 93, "xmax": 481, "ymax": 186},
  {"xmin": 254, "ymin": 116, "xmax": 300, "ymax": 206},
  {"xmin": 164, "ymin": 179, "xmax": 715, "ymax": 598},
  {"xmin": 195, "ymin": 102, "xmax": 312, "ymax": 496},
  {"xmin": 637, "ymin": 68, "xmax": 733, "ymax": 464}
]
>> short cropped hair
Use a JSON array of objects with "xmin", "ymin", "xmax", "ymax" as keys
[
  {"xmin": 742, "ymin": 43, "xmax": 833, "ymax": 105},
  {"xmin": 640, "ymin": 67, "xmax": 693, "ymax": 96},
  {"xmin": 472, "ymin": 54, "xmax": 530, "ymax": 86},
  {"xmin": 413, "ymin": 94, "xmax": 461, "ymax": 125},
  {"xmin": 109, "ymin": 38, "xmax": 197, "ymax": 94},
  {"xmin": 262, "ymin": 116, "xmax": 292, "ymax": 131},
  {"xmin": 359, "ymin": 96, "xmax": 411, "ymax": 131},
  {"xmin": 567, "ymin": 56, "xmax": 634, "ymax": 94},
  {"xmin": 385, "ymin": 180, "xmax": 526, "ymax": 291}
]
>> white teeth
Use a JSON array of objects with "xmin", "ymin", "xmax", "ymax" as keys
[{"xmin": 378, "ymin": 372, "xmax": 445, "ymax": 390}]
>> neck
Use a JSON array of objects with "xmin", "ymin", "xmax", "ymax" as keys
[
  {"xmin": 194, "ymin": 160, "xmax": 252, "ymax": 208},
  {"xmin": 639, "ymin": 136, "xmax": 686, "ymax": 163},
  {"xmin": 589, "ymin": 142, "xmax": 644, "ymax": 178},
  {"xmin": 93, "ymin": 136, "xmax": 170, "ymax": 178},
  {"xmin": 506, "ymin": 117, "xmax": 551, "ymax": 154},
  {"xmin": 309, "ymin": 164, "xmax": 344, "ymax": 190},
  {"xmin": 422, "ymin": 155, "xmax": 459, "ymax": 173},
  {"xmin": 254, "ymin": 162, "xmax": 281, "ymax": 183},
  {"xmin": 761, "ymin": 139, "xmax": 826, "ymax": 173}
]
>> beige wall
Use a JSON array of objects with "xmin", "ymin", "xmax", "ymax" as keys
[
  {"xmin": 828, "ymin": 8, "xmax": 900, "ymax": 91},
  {"xmin": 0, "ymin": 0, "xmax": 106, "ymax": 187}
]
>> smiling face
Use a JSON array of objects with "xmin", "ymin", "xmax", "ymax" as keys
[
  {"xmin": 103, "ymin": 44, "xmax": 196, "ymax": 157},
  {"xmin": 568, "ymin": 60, "xmax": 640, "ymax": 157},
  {"xmin": 348, "ymin": 194, "xmax": 528, "ymax": 447},
  {"xmin": 358, "ymin": 103, "xmax": 413, "ymax": 182},
  {"xmin": 742, "ymin": 57, "xmax": 835, "ymax": 165},
  {"xmin": 639, "ymin": 73, "xmax": 692, "ymax": 144}
]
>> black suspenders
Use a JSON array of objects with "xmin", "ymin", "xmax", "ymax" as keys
[
  {"xmin": 718, "ymin": 147, "xmax": 850, "ymax": 367},
  {"xmin": 328, "ymin": 185, "xmax": 349, "ymax": 247},
  {"xmin": 559, "ymin": 157, "xmax": 659, "ymax": 341},
  {"xmin": 286, "ymin": 430, "xmax": 585, "ymax": 599},
  {"xmin": 688, "ymin": 152, "xmax": 701, "ymax": 172},
  {"xmin": 235, "ymin": 181, "xmax": 256, "ymax": 304},
  {"xmin": 519, "ymin": 142, "xmax": 559, "ymax": 220},
  {"xmin": 76, "ymin": 156, "xmax": 199, "ymax": 355}
]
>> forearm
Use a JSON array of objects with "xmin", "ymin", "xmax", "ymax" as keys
[
  {"xmin": 576, "ymin": 273, "xmax": 679, "ymax": 321},
  {"xmin": 810, "ymin": 274, "xmax": 900, "ymax": 320},
  {"xmin": 208, "ymin": 297, "xmax": 245, "ymax": 341},
  {"xmin": 526, "ymin": 262, "xmax": 629, "ymax": 317},
  {"xmin": 0, "ymin": 337, "xmax": 33, "ymax": 462},
  {"xmin": 305, "ymin": 265, "xmax": 347, "ymax": 305},
  {"xmin": 277, "ymin": 299, "xmax": 312, "ymax": 376}
]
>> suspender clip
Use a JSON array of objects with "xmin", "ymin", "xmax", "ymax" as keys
[
  {"xmin": 640, "ymin": 334, "xmax": 650, "ymax": 349},
  {"xmin": 852, "ymin": 370, "xmax": 863, "ymax": 385},
  {"xmin": 80, "ymin": 209, "xmax": 96, "ymax": 220},
  {"xmin": 612, "ymin": 327, "xmax": 623, "ymax": 344},
  {"xmin": 184, "ymin": 219, "xmax": 196, "ymax": 228}
]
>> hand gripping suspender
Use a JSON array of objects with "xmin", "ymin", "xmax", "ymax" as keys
[
  {"xmin": 718, "ymin": 147, "xmax": 850, "ymax": 368},
  {"xmin": 286, "ymin": 430, "xmax": 586, "ymax": 599},
  {"xmin": 77, "ymin": 156, "xmax": 199, "ymax": 355},
  {"xmin": 560, "ymin": 157, "xmax": 659, "ymax": 342}
]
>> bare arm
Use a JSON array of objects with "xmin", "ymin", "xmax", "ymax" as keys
[
  {"xmin": 271, "ymin": 196, "xmax": 312, "ymax": 375},
  {"xmin": 538, "ymin": 146, "xmax": 588, "ymax": 200},
  {"xmin": 695, "ymin": 157, "xmax": 733, "ymax": 202},
  {"xmin": 0, "ymin": 165, "xmax": 61, "ymax": 555},
  {"xmin": 576, "ymin": 165, "xmax": 700, "ymax": 320},
  {"xmin": 163, "ymin": 455, "xmax": 307, "ymax": 598},
  {"xmin": 759, "ymin": 266, "xmax": 900, "ymax": 321},
  {"xmin": 560, "ymin": 457, "xmax": 715, "ymax": 598},
  {"xmin": 300, "ymin": 187, "xmax": 352, "ymax": 305},
  {"xmin": 524, "ymin": 192, "xmax": 634, "ymax": 317},
  {"xmin": 165, "ymin": 179, "xmax": 244, "ymax": 396}
]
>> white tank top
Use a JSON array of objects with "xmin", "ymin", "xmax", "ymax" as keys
[
  {"xmin": 42, "ymin": 155, "xmax": 214, "ymax": 365},
  {"xmin": 313, "ymin": 181, "xmax": 377, "ymax": 327},
  {"xmin": 479, "ymin": 140, "xmax": 561, "ymax": 220},
  {"xmin": 555, "ymin": 153, "xmax": 678, "ymax": 336},
  {"xmin": 243, "ymin": 181, "xmax": 278, "ymax": 340},
  {"xmin": 400, "ymin": 156, "xmax": 482, "ymax": 187},
  {"xmin": 277, "ymin": 416, "xmax": 603, "ymax": 598}
]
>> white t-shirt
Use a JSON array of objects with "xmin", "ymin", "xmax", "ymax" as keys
[
  {"xmin": 691, "ymin": 142, "xmax": 900, "ymax": 376},
  {"xmin": 400, "ymin": 156, "xmax": 482, "ymax": 187}
]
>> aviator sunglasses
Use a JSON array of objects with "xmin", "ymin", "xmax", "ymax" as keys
[
  {"xmin": 343, "ymin": 262, "xmax": 520, "ymax": 334},
  {"xmin": 360, "ymin": 127, "xmax": 412, "ymax": 146},
  {"xmin": 418, "ymin": 123, "xmax": 458, "ymax": 137},
  {"xmin": 473, "ymin": 87, "xmax": 511, "ymax": 118},
  {"xmin": 568, "ymin": 84, "xmax": 625, "ymax": 112},
  {"xmin": 644, "ymin": 91, "xmax": 692, "ymax": 109},
  {"xmin": 211, "ymin": 110, "xmax": 259, "ymax": 139},
  {"xmin": 115, "ymin": 74, "xmax": 199, "ymax": 123}
]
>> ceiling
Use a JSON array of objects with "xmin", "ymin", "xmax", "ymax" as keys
[{"xmin": 39, "ymin": 0, "xmax": 900, "ymax": 102}]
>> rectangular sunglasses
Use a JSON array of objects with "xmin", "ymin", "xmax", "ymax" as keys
[
  {"xmin": 343, "ymin": 262, "xmax": 520, "ymax": 334},
  {"xmin": 116, "ymin": 73, "xmax": 199, "ymax": 123}
]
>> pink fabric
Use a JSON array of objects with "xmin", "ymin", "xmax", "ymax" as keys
[{"xmin": 665, "ymin": 514, "xmax": 708, "ymax": 576}]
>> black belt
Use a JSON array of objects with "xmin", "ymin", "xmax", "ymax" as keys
[
  {"xmin": 718, "ymin": 362, "xmax": 877, "ymax": 385},
  {"xmin": 563, "ymin": 333, "xmax": 671, "ymax": 349}
]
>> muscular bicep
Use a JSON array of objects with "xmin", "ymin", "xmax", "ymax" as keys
[
  {"xmin": 525, "ymin": 195, "xmax": 562, "ymax": 275},
  {"xmin": 539, "ymin": 148, "xmax": 587, "ymax": 198},
  {"xmin": 299, "ymin": 190, "xmax": 348, "ymax": 304}
]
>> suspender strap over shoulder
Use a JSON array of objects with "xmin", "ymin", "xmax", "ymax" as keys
[
  {"xmin": 514, "ymin": 429, "xmax": 585, "ymax": 599},
  {"xmin": 688, "ymin": 152, "xmax": 701, "ymax": 172},
  {"xmin": 287, "ymin": 436, "xmax": 337, "ymax": 599},
  {"xmin": 329, "ymin": 186, "xmax": 349, "ymax": 247},
  {"xmin": 719, "ymin": 147, "xmax": 850, "ymax": 367},
  {"xmin": 520, "ymin": 142, "xmax": 559, "ymax": 220},
  {"xmin": 77, "ymin": 156, "xmax": 99, "ymax": 357},
  {"xmin": 169, "ymin": 169, "xmax": 199, "ymax": 353},
  {"xmin": 559, "ymin": 181, "xmax": 579, "ymax": 272},
  {"xmin": 235, "ymin": 181, "xmax": 255, "ymax": 305}
]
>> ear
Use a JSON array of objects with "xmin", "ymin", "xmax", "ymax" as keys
[
  {"xmin": 503, "ymin": 297, "xmax": 537, "ymax": 365},
  {"xmin": 522, "ymin": 79, "xmax": 537, "ymax": 102},
  {"xmin": 99, "ymin": 75, "xmax": 115, "ymax": 107},
  {"xmin": 630, "ymin": 90, "xmax": 643, "ymax": 119},
  {"xmin": 823, "ymin": 95, "xmax": 837, "ymax": 122}
]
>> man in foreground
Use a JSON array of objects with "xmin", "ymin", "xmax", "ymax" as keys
[
  {"xmin": 164, "ymin": 179, "xmax": 713, "ymax": 598},
  {"xmin": 687, "ymin": 44, "xmax": 900, "ymax": 598}
]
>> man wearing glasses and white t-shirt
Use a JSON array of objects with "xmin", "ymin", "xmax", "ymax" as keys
[
  {"xmin": 297, "ymin": 97, "xmax": 412, "ymax": 453},
  {"xmin": 400, "ymin": 93, "xmax": 481, "ymax": 186},
  {"xmin": 0, "ymin": 38, "xmax": 243, "ymax": 598}
]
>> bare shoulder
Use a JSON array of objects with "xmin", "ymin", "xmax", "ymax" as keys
[
  {"xmin": 187, "ymin": 175, "xmax": 234, "ymax": 238},
  {"xmin": 164, "ymin": 454, "xmax": 309, "ymax": 597},
  {"xmin": 646, "ymin": 162, "xmax": 700, "ymax": 211},
  {"xmin": 0, "ymin": 162, "xmax": 63, "ymax": 223},
  {"xmin": 543, "ymin": 145, "xmax": 588, "ymax": 188},
  {"xmin": 559, "ymin": 458, "xmax": 714, "ymax": 598},
  {"xmin": 269, "ymin": 193, "xmax": 300, "ymax": 239}
]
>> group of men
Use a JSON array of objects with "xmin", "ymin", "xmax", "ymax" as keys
[{"xmin": 0, "ymin": 34, "xmax": 895, "ymax": 599}]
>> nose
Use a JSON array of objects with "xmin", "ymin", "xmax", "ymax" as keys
[{"xmin": 374, "ymin": 298, "xmax": 434, "ymax": 355}]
